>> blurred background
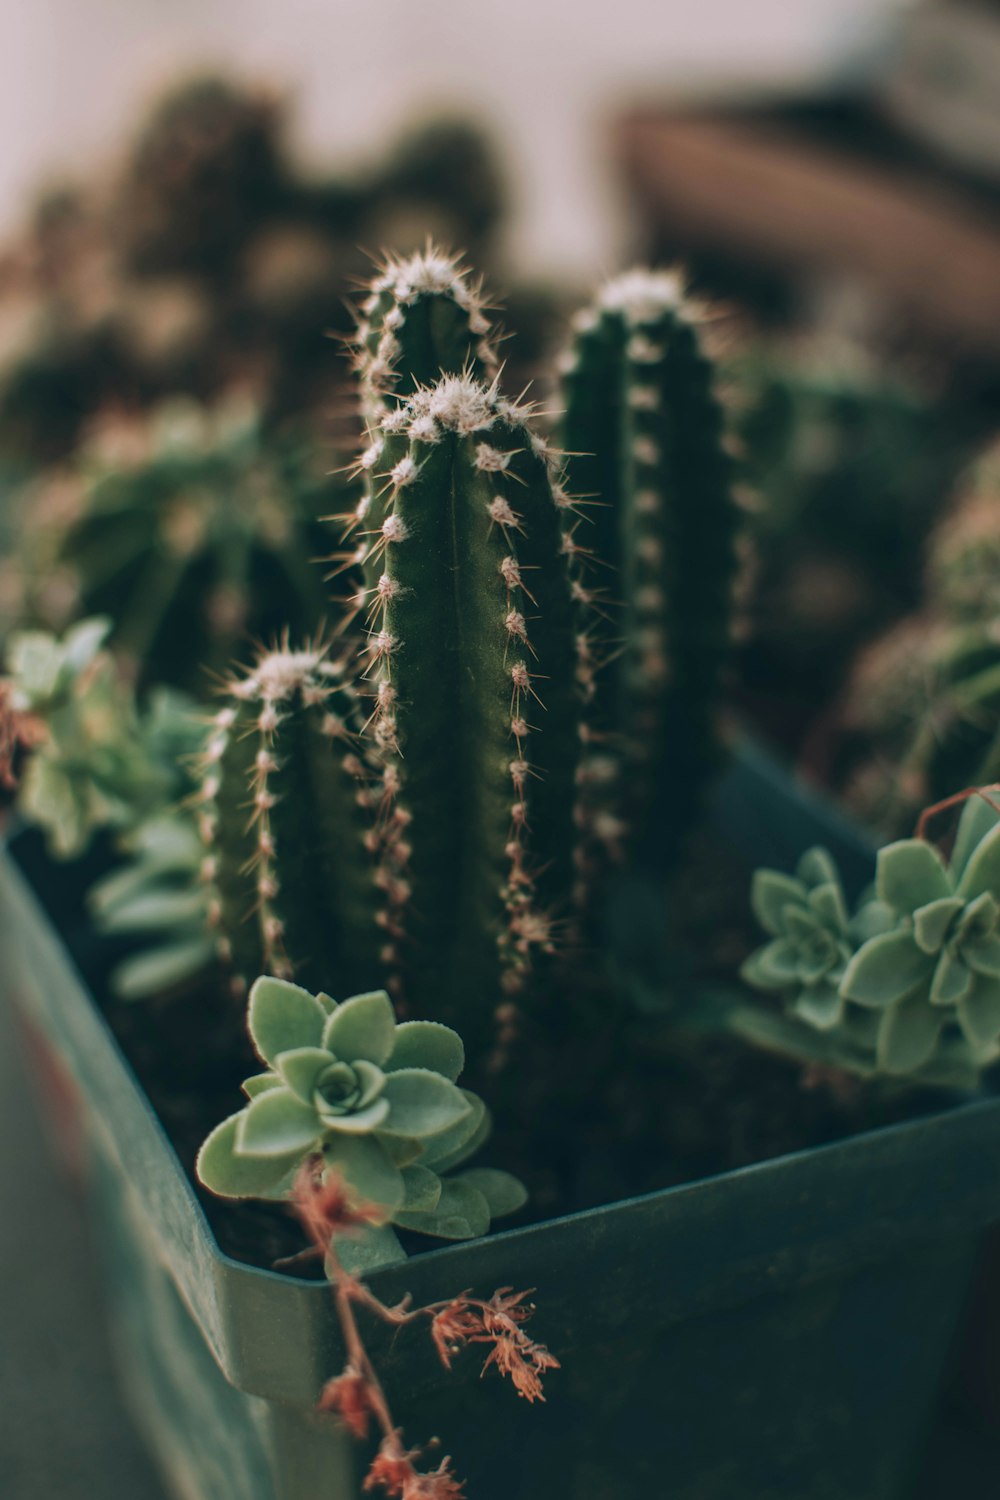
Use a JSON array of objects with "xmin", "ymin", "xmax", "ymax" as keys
[{"xmin": 7, "ymin": 0, "xmax": 1000, "ymax": 1493}]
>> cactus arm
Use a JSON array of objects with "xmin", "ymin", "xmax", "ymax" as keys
[
  {"xmin": 560, "ymin": 270, "xmax": 739, "ymax": 861},
  {"xmin": 332, "ymin": 250, "xmax": 502, "ymax": 638},
  {"xmin": 200, "ymin": 648, "xmax": 383, "ymax": 995}
]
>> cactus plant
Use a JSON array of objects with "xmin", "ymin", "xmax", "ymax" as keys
[
  {"xmin": 833, "ymin": 442, "xmax": 1000, "ymax": 833},
  {"xmin": 558, "ymin": 269, "xmax": 739, "ymax": 861},
  {"xmin": 738, "ymin": 791, "xmax": 1000, "ymax": 1085},
  {"xmin": 79, "ymin": 252, "xmax": 739, "ymax": 1051},
  {"xmin": 197, "ymin": 976, "xmax": 526, "ymax": 1258},
  {"xmin": 19, "ymin": 397, "xmax": 341, "ymax": 694},
  {"xmin": 197, "ymin": 641, "xmax": 382, "ymax": 997}
]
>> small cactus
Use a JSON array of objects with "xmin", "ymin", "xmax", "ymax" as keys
[
  {"xmin": 559, "ymin": 269, "xmax": 739, "ymax": 862},
  {"xmin": 834, "ymin": 443, "xmax": 1000, "ymax": 833},
  {"xmin": 198, "ymin": 641, "xmax": 383, "ymax": 996}
]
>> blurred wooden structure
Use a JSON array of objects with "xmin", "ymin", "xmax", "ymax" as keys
[{"xmin": 616, "ymin": 102, "xmax": 1000, "ymax": 358}]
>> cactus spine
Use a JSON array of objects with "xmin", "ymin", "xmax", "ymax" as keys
[
  {"xmin": 198, "ymin": 643, "xmax": 382, "ymax": 995},
  {"xmin": 559, "ymin": 270, "xmax": 739, "ymax": 859}
]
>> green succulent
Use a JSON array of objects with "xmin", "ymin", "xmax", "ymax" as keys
[
  {"xmin": 6, "ymin": 618, "xmax": 188, "ymax": 857},
  {"xmin": 741, "ymin": 847, "xmax": 890, "ymax": 1034},
  {"xmin": 839, "ymin": 796, "xmax": 1000, "ymax": 1071},
  {"xmin": 739, "ymin": 794, "xmax": 1000, "ymax": 1084},
  {"xmin": 196, "ymin": 978, "xmax": 526, "ymax": 1251}
]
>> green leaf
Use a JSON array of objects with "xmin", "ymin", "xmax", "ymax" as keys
[
  {"xmin": 456, "ymin": 1167, "xmax": 528, "ymax": 1219},
  {"xmin": 322, "ymin": 1135, "xmax": 405, "ymax": 1210},
  {"xmin": 242, "ymin": 1072, "xmax": 283, "ymax": 1099},
  {"xmin": 394, "ymin": 1178, "xmax": 491, "ymax": 1239},
  {"xmin": 350, "ymin": 1060, "xmax": 387, "ymax": 1108},
  {"xmin": 420, "ymin": 1091, "xmax": 490, "ymax": 1172},
  {"xmin": 850, "ymin": 899, "xmax": 897, "ymax": 944},
  {"xmin": 958, "ymin": 891, "xmax": 999, "ymax": 943},
  {"xmin": 958, "ymin": 822, "xmax": 1000, "ymax": 902},
  {"xmin": 109, "ymin": 938, "xmax": 214, "ymax": 1001},
  {"xmin": 236, "ymin": 1087, "xmax": 320, "ymax": 1157},
  {"xmin": 321, "ymin": 1098, "xmax": 390, "ymax": 1134},
  {"xmin": 796, "ymin": 848, "xmax": 838, "ymax": 889},
  {"xmin": 381, "ymin": 1134, "xmax": 425, "ymax": 1169},
  {"xmin": 741, "ymin": 938, "xmax": 800, "ymax": 990},
  {"xmin": 808, "ymin": 881, "xmax": 848, "ymax": 933},
  {"xmin": 750, "ymin": 870, "xmax": 804, "ymax": 937},
  {"xmin": 793, "ymin": 984, "xmax": 844, "ymax": 1031},
  {"xmin": 248, "ymin": 977, "xmax": 326, "ymax": 1066},
  {"xmin": 950, "ymin": 794, "xmax": 1000, "ymax": 882},
  {"xmin": 929, "ymin": 950, "xmax": 971, "ymax": 1006},
  {"xmin": 386, "ymin": 1020, "xmax": 464, "ymax": 1081},
  {"xmin": 330, "ymin": 1225, "xmax": 406, "ymax": 1276},
  {"xmin": 913, "ymin": 897, "xmax": 964, "ymax": 955},
  {"xmin": 877, "ymin": 995, "xmax": 943, "ymax": 1075},
  {"xmin": 964, "ymin": 933, "xmax": 1000, "ymax": 979},
  {"xmin": 321, "ymin": 990, "xmax": 396, "ymax": 1066},
  {"xmin": 399, "ymin": 1164, "xmax": 443, "ymax": 1213},
  {"xmin": 196, "ymin": 1113, "xmax": 304, "ymax": 1198},
  {"xmin": 958, "ymin": 976, "xmax": 1000, "ymax": 1046},
  {"xmin": 840, "ymin": 930, "xmax": 930, "ymax": 1008},
  {"xmin": 379, "ymin": 1069, "xmax": 472, "ymax": 1139},
  {"xmin": 275, "ymin": 1047, "xmax": 333, "ymax": 1103},
  {"xmin": 877, "ymin": 841, "xmax": 951, "ymax": 914},
  {"xmin": 94, "ymin": 887, "xmax": 207, "ymax": 934}
]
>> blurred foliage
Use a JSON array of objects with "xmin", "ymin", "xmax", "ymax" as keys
[
  {"xmin": 0, "ymin": 75, "xmax": 511, "ymax": 471},
  {"xmin": 729, "ymin": 346, "xmax": 978, "ymax": 750}
]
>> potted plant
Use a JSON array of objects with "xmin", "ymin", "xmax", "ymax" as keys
[{"xmin": 3, "ymin": 249, "xmax": 1000, "ymax": 1500}]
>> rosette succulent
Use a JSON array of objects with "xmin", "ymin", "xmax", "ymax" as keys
[
  {"xmin": 839, "ymin": 796, "xmax": 1000, "ymax": 1071},
  {"xmin": 197, "ymin": 978, "xmax": 526, "ymax": 1259},
  {"xmin": 740, "ymin": 847, "xmax": 884, "ymax": 1033},
  {"xmin": 739, "ymin": 794, "xmax": 1000, "ymax": 1084}
]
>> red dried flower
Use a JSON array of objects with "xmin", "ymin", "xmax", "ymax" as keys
[
  {"xmin": 402, "ymin": 1456, "xmax": 466, "ymax": 1499},
  {"xmin": 317, "ymin": 1362, "xmax": 374, "ymax": 1440},
  {"xmin": 0, "ymin": 682, "xmax": 44, "ymax": 791},
  {"xmin": 475, "ymin": 1288, "xmax": 559, "ymax": 1403},
  {"xmin": 363, "ymin": 1435, "xmax": 419, "ymax": 1496},
  {"xmin": 290, "ymin": 1159, "xmax": 386, "ymax": 1254},
  {"xmin": 429, "ymin": 1298, "xmax": 483, "ymax": 1369}
]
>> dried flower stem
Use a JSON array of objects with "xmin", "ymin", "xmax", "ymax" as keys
[
  {"xmin": 915, "ymin": 783, "xmax": 1000, "ymax": 844},
  {"xmin": 289, "ymin": 1163, "xmax": 557, "ymax": 1497}
]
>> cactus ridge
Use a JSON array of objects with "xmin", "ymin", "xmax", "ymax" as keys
[
  {"xmin": 560, "ymin": 268, "xmax": 738, "ymax": 861},
  {"xmin": 197, "ymin": 639, "xmax": 383, "ymax": 995},
  {"xmin": 343, "ymin": 371, "xmax": 580, "ymax": 1022}
]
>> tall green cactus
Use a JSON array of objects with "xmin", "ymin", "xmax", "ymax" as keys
[
  {"xmin": 559, "ymin": 270, "xmax": 739, "ymax": 861},
  {"xmin": 198, "ymin": 643, "xmax": 383, "ymax": 996},
  {"xmin": 345, "ymin": 372, "xmax": 580, "ymax": 1026}
]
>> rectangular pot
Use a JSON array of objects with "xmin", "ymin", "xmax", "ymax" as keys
[{"xmin": 3, "ymin": 746, "xmax": 999, "ymax": 1500}]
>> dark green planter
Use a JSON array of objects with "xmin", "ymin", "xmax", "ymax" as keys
[{"xmin": 3, "ymin": 746, "xmax": 999, "ymax": 1500}]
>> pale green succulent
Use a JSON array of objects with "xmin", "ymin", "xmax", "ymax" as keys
[
  {"xmin": 8, "ymin": 618, "xmax": 170, "ymax": 856},
  {"xmin": 738, "ymin": 795, "xmax": 1000, "ymax": 1084},
  {"xmin": 196, "ymin": 978, "xmax": 526, "ymax": 1247},
  {"xmin": 839, "ymin": 794, "xmax": 1000, "ymax": 1073},
  {"xmin": 741, "ymin": 847, "xmax": 891, "ymax": 1034}
]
